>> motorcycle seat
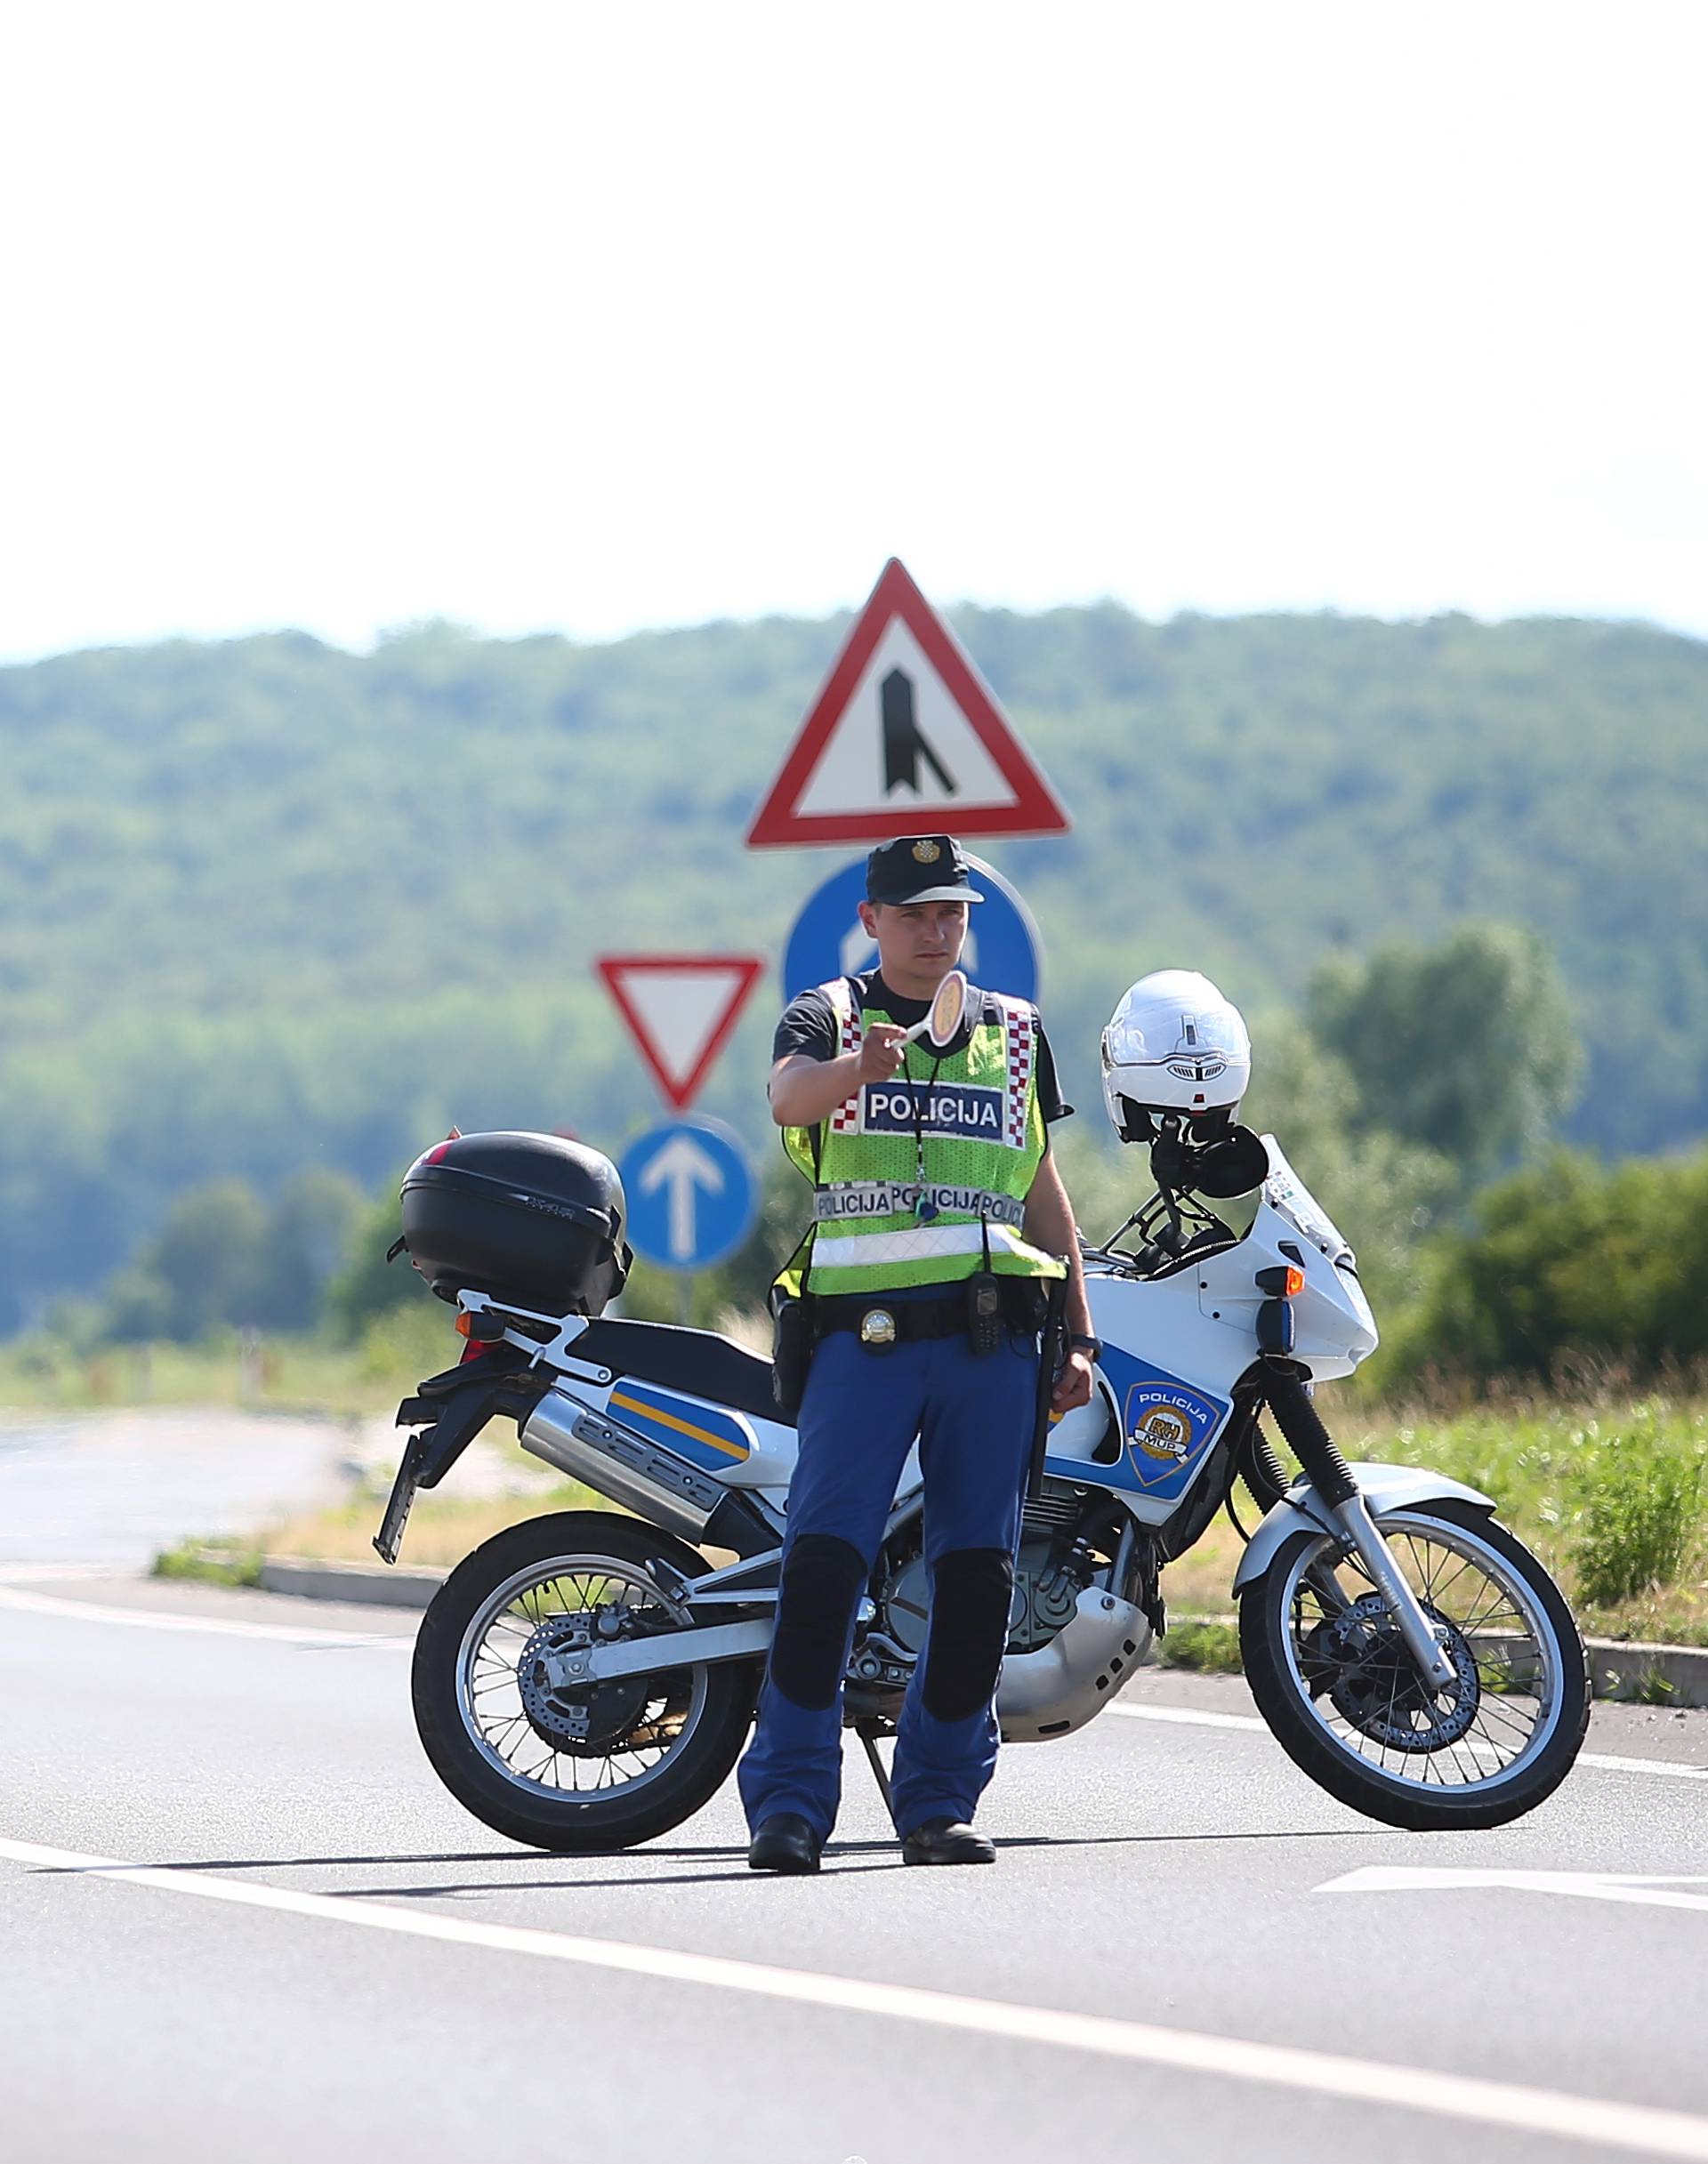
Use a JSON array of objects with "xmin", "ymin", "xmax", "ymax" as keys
[{"xmin": 570, "ymin": 1317, "xmax": 791, "ymax": 1428}]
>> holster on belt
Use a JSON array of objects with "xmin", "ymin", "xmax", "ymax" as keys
[
  {"xmin": 769, "ymin": 1224, "xmax": 818, "ymax": 1420},
  {"xmin": 770, "ymin": 1288, "xmax": 814, "ymax": 1419},
  {"xmin": 1027, "ymin": 1272, "xmax": 1070, "ymax": 1501}
]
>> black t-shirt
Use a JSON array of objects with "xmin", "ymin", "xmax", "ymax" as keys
[{"xmin": 772, "ymin": 970, "xmax": 1073, "ymax": 1130}]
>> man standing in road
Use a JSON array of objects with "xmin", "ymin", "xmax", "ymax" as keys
[{"xmin": 738, "ymin": 835, "xmax": 1097, "ymax": 1873}]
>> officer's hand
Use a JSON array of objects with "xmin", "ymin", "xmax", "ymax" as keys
[
  {"xmin": 858, "ymin": 1025, "xmax": 909, "ymax": 1082},
  {"xmin": 1051, "ymin": 1348, "xmax": 1095, "ymax": 1414}
]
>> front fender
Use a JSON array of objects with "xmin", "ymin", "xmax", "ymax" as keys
[{"xmin": 1230, "ymin": 1460, "xmax": 1496, "ymax": 1593}]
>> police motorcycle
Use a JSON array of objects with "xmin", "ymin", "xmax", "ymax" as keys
[{"xmin": 376, "ymin": 972, "xmax": 1588, "ymax": 1852}]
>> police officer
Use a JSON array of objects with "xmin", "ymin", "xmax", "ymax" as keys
[{"xmin": 738, "ymin": 835, "xmax": 1097, "ymax": 1873}]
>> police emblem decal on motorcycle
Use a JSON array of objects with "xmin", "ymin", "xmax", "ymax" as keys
[
  {"xmin": 1116, "ymin": 1374, "xmax": 1228, "ymax": 1491},
  {"xmin": 1130, "ymin": 1404, "xmax": 1193, "ymax": 1461}
]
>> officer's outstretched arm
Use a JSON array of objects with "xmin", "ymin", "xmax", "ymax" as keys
[{"xmin": 768, "ymin": 1031, "xmax": 908, "ymax": 1128}]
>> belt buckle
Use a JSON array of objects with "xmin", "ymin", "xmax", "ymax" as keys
[{"xmin": 858, "ymin": 1307, "xmax": 898, "ymax": 1348}]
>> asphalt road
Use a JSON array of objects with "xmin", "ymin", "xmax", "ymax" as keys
[
  {"xmin": 4, "ymin": 1556, "xmax": 1708, "ymax": 2164},
  {"xmin": 0, "ymin": 1408, "xmax": 350, "ymax": 1565}
]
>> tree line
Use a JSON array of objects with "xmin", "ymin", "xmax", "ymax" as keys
[{"xmin": 3, "ymin": 604, "xmax": 1705, "ymax": 1335}]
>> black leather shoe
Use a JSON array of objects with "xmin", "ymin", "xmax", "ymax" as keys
[
  {"xmin": 747, "ymin": 1814, "xmax": 824, "ymax": 1873},
  {"xmin": 900, "ymin": 1818, "xmax": 996, "ymax": 1866}
]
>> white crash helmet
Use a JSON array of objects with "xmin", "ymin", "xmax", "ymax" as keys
[{"xmin": 1100, "ymin": 969, "xmax": 1253, "ymax": 1143}]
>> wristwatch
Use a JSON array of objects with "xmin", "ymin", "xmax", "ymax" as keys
[{"xmin": 1068, "ymin": 1334, "xmax": 1104, "ymax": 1360}]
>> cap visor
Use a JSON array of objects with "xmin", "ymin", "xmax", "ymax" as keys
[{"xmin": 887, "ymin": 883, "xmax": 985, "ymax": 905}]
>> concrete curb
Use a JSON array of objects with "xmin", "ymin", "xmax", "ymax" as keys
[
  {"xmin": 256, "ymin": 1556, "xmax": 447, "ymax": 1609},
  {"xmin": 246, "ymin": 1559, "xmax": 1708, "ymax": 1705},
  {"xmin": 1583, "ymin": 1638, "xmax": 1708, "ymax": 1708}
]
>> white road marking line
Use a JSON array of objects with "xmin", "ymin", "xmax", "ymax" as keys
[
  {"xmin": 4, "ymin": 1835, "xmax": 1708, "ymax": 2159},
  {"xmin": 1111, "ymin": 1702, "xmax": 1267, "ymax": 1733},
  {"xmin": 1109, "ymin": 1701, "xmax": 1708, "ymax": 1779},
  {"xmin": 0, "ymin": 1583, "xmax": 411, "ymax": 1649},
  {"xmin": 1576, "ymin": 1753, "xmax": 1708, "ymax": 1782},
  {"xmin": 0, "ymin": 1563, "xmax": 117, "ymax": 1581},
  {"xmin": 1321, "ymin": 1865, "xmax": 1708, "ymax": 1916}
]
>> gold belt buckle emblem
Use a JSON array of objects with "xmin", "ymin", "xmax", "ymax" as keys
[{"xmin": 859, "ymin": 1307, "xmax": 898, "ymax": 1347}]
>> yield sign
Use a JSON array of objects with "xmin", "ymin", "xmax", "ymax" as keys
[
  {"xmin": 745, "ymin": 557, "xmax": 1070, "ymax": 848},
  {"xmin": 595, "ymin": 955, "xmax": 765, "ymax": 1111}
]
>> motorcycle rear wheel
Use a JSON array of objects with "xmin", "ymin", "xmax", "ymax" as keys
[
  {"xmin": 413, "ymin": 1511, "xmax": 758, "ymax": 1852},
  {"xmin": 1239, "ymin": 1499, "xmax": 1589, "ymax": 1830}
]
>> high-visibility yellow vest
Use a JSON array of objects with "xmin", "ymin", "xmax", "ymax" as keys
[{"xmin": 781, "ymin": 977, "xmax": 1065, "ymax": 1296}]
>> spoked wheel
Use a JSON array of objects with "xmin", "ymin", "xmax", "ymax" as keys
[
  {"xmin": 1240, "ymin": 1500, "xmax": 1589, "ymax": 1830},
  {"xmin": 412, "ymin": 1512, "xmax": 759, "ymax": 1851}
]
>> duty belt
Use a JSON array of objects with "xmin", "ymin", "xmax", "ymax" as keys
[{"xmin": 812, "ymin": 1282, "xmax": 1050, "ymax": 1347}]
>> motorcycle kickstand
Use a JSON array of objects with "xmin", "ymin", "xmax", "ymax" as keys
[{"xmin": 854, "ymin": 1719, "xmax": 894, "ymax": 1819}]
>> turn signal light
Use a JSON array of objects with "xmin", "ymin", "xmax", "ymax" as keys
[
  {"xmin": 1255, "ymin": 1264, "xmax": 1307, "ymax": 1299},
  {"xmin": 455, "ymin": 1311, "xmax": 473, "ymax": 1337}
]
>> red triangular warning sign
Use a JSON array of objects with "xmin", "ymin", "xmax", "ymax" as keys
[
  {"xmin": 595, "ymin": 955, "xmax": 765, "ymax": 1110},
  {"xmin": 746, "ymin": 558, "xmax": 1070, "ymax": 848}
]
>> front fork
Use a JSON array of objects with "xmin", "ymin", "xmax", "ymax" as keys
[{"xmin": 1261, "ymin": 1369, "xmax": 1457, "ymax": 1694}]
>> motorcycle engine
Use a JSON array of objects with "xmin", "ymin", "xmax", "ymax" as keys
[{"xmin": 875, "ymin": 1535, "xmax": 1083, "ymax": 1661}]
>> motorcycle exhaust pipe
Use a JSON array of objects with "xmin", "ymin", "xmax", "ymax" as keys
[
  {"xmin": 520, "ymin": 1387, "xmax": 780, "ymax": 1561},
  {"xmin": 521, "ymin": 1388, "xmax": 726, "ymax": 1544}
]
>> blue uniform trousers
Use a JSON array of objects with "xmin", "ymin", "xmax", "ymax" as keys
[{"xmin": 737, "ymin": 1322, "xmax": 1040, "ymax": 1841}]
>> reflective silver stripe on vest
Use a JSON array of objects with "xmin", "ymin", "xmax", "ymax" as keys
[
  {"xmin": 813, "ymin": 1184, "xmax": 1027, "ymax": 1228},
  {"xmin": 810, "ymin": 1220, "xmax": 1044, "ymax": 1270}
]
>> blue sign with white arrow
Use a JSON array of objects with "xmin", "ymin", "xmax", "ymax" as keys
[
  {"xmin": 782, "ymin": 850, "xmax": 1043, "ymax": 1004},
  {"xmin": 620, "ymin": 1117, "xmax": 758, "ymax": 1274}
]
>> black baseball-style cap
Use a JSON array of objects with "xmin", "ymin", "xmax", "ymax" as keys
[{"xmin": 866, "ymin": 835, "xmax": 987, "ymax": 906}]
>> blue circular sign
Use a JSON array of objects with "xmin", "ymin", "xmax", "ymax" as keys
[
  {"xmin": 619, "ymin": 1118, "xmax": 758, "ymax": 1274},
  {"xmin": 782, "ymin": 851, "xmax": 1043, "ymax": 1004}
]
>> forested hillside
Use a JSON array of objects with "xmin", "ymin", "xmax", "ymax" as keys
[{"xmin": 2, "ymin": 606, "xmax": 1704, "ymax": 1332}]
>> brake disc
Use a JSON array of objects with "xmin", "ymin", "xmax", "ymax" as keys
[
  {"xmin": 516, "ymin": 1614, "xmax": 652, "ymax": 1756},
  {"xmin": 1303, "ymin": 1592, "xmax": 1479, "ymax": 1751}
]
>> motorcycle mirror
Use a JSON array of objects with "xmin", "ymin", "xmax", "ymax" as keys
[
  {"xmin": 903, "ymin": 969, "xmax": 969, "ymax": 1051},
  {"xmin": 1191, "ymin": 1125, "xmax": 1270, "ymax": 1198}
]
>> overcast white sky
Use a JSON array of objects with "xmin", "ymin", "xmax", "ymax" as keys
[{"xmin": 2, "ymin": 1, "xmax": 1703, "ymax": 664}]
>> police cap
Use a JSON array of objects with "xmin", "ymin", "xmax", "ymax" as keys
[{"xmin": 865, "ymin": 835, "xmax": 987, "ymax": 907}]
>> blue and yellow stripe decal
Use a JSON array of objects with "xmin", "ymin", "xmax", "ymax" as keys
[{"xmin": 607, "ymin": 1384, "xmax": 753, "ymax": 1468}]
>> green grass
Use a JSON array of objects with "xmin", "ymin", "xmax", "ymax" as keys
[
  {"xmin": 1157, "ymin": 1616, "xmax": 1243, "ymax": 1673},
  {"xmin": 1339, "ymin": 1388, "xmax": 1708, "ymax": 1644},
  {"xmin": 1155, "ymin": 1387, "xmax": 1708, "ymax": 1651},
  {"xmin": 153, "ymin": 1538, "xmax": 265, "ymax": 1589}
]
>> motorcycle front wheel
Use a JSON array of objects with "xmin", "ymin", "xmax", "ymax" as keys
[
  {"xmin": 1239, "ymin": 1499, "xmax": 1590, "ymax": 1830},
  {"xmin": 412, "ymin": 1511, "xmax": 759, "ymax": 1852}
]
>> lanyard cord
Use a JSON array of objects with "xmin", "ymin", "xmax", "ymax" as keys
[
  {"xmin": 903, "ymin": 1041, "xmax": 945, "ymax": 1219},
  {"xmin": 909, "ymin": 1046, "xmax": 992, "ymax": 1265},
  {"xmin": 903, "ymin": 1001, "xmax": 987, "ymax": 1262}
]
